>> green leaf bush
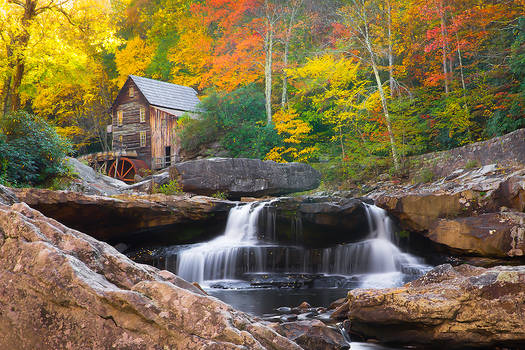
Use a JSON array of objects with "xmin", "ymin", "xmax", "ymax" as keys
[
  {"xmin": 0, "ymin": 111, "xmax": 72, "ymax": 186},
  {"xmin": 179, "ymin": 84, "xmax": 281, "ymax": 159}
]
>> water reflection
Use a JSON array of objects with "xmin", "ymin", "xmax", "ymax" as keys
[{"xmin": 207, "ymin": 287, "xmax": 349, "ymax": 316}]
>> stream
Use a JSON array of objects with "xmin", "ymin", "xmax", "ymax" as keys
[{"xmin": 134, "ymin": 200, "xmax": 432, "ymax": 349}]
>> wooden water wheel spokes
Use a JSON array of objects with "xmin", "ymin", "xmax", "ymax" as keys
[{"xmin": 107, "ymin": 157, "xmax": 148, "ymax": 183}]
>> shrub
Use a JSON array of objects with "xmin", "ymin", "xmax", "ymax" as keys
[
  {"xmin": 415, "ymin": 168, "xmax": 435, "ymax": 183},
  {"xmin": 155, "ymin": 179, "xmax": 183, "ymax": 195},
  {"xmin": 464, "ymin": 159, "xmax": 480, "ymax": 170},
  {"xmin": 0, "ymin": 111, "xmax": 72, "ymax": 186},
  {"xmin": 179, "ymin": 114, "xmax": 218, "ymax": 154},
  {"xmin": 211, "ymin": 191, "xmax": 228, "ymax": 199}
]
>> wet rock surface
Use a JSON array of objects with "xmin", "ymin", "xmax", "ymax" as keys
[
  {"xmin": 9, "ymin": 187, "xmax": 376, "ymax": 252},
  {"xmin": 344, "ymin": 263, "xmax": 525, "ymax": 348},
  {"xmin": 269, "ymin": 320, "xmax": 349, "ymax": 350},
  {"xmin": 263, "ymin": 302, "xmax": 349, "ymax": 350},
  {"xmin": 0, "ymin": 203, "xmax": 301, "ymax": 350},
  {"xmin": 169, "ymin": 158, "xmax": 321, "ymax": 198},
  {"xmin": 271, "ymin": 196, "xmax": 372, "ymax": 246}
]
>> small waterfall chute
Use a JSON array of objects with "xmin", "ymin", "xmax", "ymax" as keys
[{"xmin": 177, "ymin": 202, "xmax": 269, "ymax": 283}]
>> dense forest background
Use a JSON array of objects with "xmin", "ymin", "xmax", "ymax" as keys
[{"xmin": 1, "ymin": 0, "xmax": 524, "ymax": 185}]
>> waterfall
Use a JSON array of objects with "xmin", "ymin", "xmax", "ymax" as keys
[
  {"xmin": 177, "ymin": 202, "xmax": 268, "ymax": 283},
  {"xmin": 326, "ymin": 204, "xmax": 428, "ymax": 286},
  {"xmin": 173, "ymin": 201, "xmax": 428, "ymax": 286}
]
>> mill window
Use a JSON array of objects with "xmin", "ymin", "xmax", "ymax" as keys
[
  {"xmin": 140, "ymin": 131, "xmax": 146, "ymax": 147},
  {"xmin": 117, "ymin": 110, "xmax": 123, "ymax": 126},
  {"xmin": 140, "ymin": 107, "xmax": 146, "ymax": 123},
  {"xmin": 129, "ymin": 86, "xmax": 134, "ymax": 97}
]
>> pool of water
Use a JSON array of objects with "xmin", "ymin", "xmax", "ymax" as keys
[
  {"xmin": 207, "ymin": 286, "xmax": 349, "ymax": 315},
  {"xmin": 203, "ymin": 277, "xmax": 408, "ymax": 350}
]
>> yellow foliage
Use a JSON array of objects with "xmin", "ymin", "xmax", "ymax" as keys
[
  {"xmin": 265, "ymin": 109, "xmax": 318, "ymax": 163},
  {"xmin": 273, "ymin": 109, "xmax": 312, "ymax": 144},
  {"xmin": 115, "ymin": 37, "xmax": 156, "ymax": 86},
  {"xmin": 265, "ymin": 146, "xmax": 288, "ymax": 163}
]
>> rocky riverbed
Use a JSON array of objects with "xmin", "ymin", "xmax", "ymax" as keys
[{"xmin": 0, "ymin": 130, "xmax": 524, "ymax": 349}]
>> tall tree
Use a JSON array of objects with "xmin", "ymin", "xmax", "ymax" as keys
[
  {"xmin": 252, "ymin": 0, "xmax": 283, "ymax": 123},
  {"xmin": 338, "ymin": 0, "xmax": 400, "ymax": 169},
  {"xmin": 2, "ymin": 0, "xmax": 47, "ymax": 113},
  {"xmin": 169, "ymin": 0, "xmax": 263, "ymax": 91},
  {"xmin": 279, "ymin": 0, "xmax": 304, "ymax": 110}
]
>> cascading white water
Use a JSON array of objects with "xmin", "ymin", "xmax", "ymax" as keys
[
  {"xmin": 336, "ymin": 204, "xmax": 428, "ymax": 287},
  {"xmin": 177, "ymin": 202, "xmax": 267, "ymax": 283},
  {"xmin": 175, "ymin": 201, "xmax": 429, "ymax": 286},
  {"xmin": 319, "ymin": 204, "xmax": 426, "ymax": 276}
]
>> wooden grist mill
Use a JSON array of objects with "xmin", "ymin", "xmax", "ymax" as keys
[{"xmin": 79, "ymin": 75, "xmax": 200, "ymax": 183}]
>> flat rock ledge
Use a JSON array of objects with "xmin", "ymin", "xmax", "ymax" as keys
[
  {"xmin": 11, "ymin": 188, "xmax": 235, "ymax": 242},
  {"xmin": 0, "ymin": 203, "xmax": 302, "ymax": 350},
  {"xmin": 344, "ymin": 264, "xmax": 525, "ymax": 348}
]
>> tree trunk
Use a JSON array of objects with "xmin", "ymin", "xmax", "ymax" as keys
[
  {"xmin": 361, "ymin": 4, "xmax": 400, "ymax": 170},
  {"xmin": 2, "ymin": 76, "xmax": 12, "ymax": 116},
  {"xmin": 281, "ymin": 36, "xmax": 289, "ymax": 111},
  {"xmin": 455, "ymin": 30, "xmax": 471, "ymax": 141},
  {"xmin": 370, "ymin": 58, "xmax": 400, "ymax": 170},
  {"xmin": 8, "ymin": 0, "xmax": 38, "ymax": 112},
  {"xmin": 387, "ymin": 0, "xmax": 395, "ymax": 97},
  {"xmin": 281, "ymin": 1, "xmax": 301, "ymax": 110},
  {"xmin": 339, "ymin": 126, "xmax": 345, "ymax": 160},
  {"xmin": 439, "ymin": 3, "xmax": 449, "ymax": 94},
  {"xmin": 455, "ymin": 31, "xmax": 466, "ymax": 91},
  {"xmin": 264, "ymin": 18, "xmax": 274, "ymax": 124},
  {"xmin": 10, "ymin": 60, "xmax": 26, "ymax": 111}
]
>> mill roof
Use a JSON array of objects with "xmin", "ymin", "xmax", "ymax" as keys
[{"xmin": 128, "ymin": 75, "xmax": 200, "ymax": 112}]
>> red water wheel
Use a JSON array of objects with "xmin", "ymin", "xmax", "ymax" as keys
[{"xmin": 107, "ymin": 157, "xmax": 148, "ymax": 183}]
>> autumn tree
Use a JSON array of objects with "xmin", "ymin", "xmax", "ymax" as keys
[
  {"xmin": 249, "ymin": 0, "xmax": 283, "ymax": 123},
  {"xmin": 169, "ymin": 0, "xmax": 263, "ymax": 91},
  {"xmin": 115, "ymin": 36, "xmax": 156, "ymax": 86},
  {"xmin": 1, "ymin": 0, "xmax": 119, "ymax": 151},
  {"xmin": 337, "ymin": 0, "xmax": 400, "ymax": 169},
  {"xmin": 278, "ymin": 0, "xmax": 304, "ymax": 110},
  {"xmin": 265, "ymin": 108, "xmax": 317, "ymax": 162},
  {"xmin": 0, "ymin": 0, "xmax": 116, "ymax": 114},
  {"xmin": 287, "ymin": 55, "xmax": 368, "ymax": 161}
]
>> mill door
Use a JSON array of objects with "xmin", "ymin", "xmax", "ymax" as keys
[{"xmin": 165, "ymin": 146, "xmax": 171, "ymax": 167}]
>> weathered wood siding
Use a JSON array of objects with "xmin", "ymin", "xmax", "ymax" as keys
[
  {"xmin": 112, "ymin": 80, "xmax": 152, "ymax": 167},
  {"xmin": 150, "ymin": 107, "xmax": 181, "ymax": 168}
]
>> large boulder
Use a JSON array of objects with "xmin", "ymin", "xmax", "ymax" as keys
[
  {"xmin": 0, "ymin": 202, "xmax": 301, "ymax": 350},
  {"xmin": 11, "ymin": 188, "xmax": 235, "ymax": 244},
  {"xmin": 268, "ymin": 320, "xmax": 349, "ymax": 350},
  {"xmin": 345, "ymin": 264, "xmax": 525, "ymax": 348},
  {"xmin": 428, "ymin": 211, "xmax": 525, "ymax": 257},
  {"xmin": 409, "ymin": 128, "xmax": 525, "ymax": 179},
  {"xmin": 169, "ymin": 158, "xmax": 321, "ymax": 198}
]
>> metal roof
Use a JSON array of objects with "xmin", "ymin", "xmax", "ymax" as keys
[{"xmin": 129, "ymin": 75, "xmax": 200, "ymax": 112}]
